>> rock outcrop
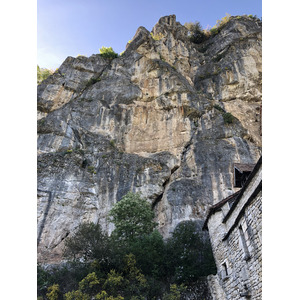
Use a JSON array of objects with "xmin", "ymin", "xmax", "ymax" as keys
[{"xmin": 37, "ymin": 15, "xmax": 262, "ymax": 263}]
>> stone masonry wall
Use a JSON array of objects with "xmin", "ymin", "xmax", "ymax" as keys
[{"xmin": 207, "ymin": 164, "xmax": 262, "ymax": 299}]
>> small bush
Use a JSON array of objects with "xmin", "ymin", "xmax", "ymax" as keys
[
  {"xmin": 216, "ymin": 13, "xmax": 231, "ymax": 28},
  {"xmin": 150, "ymin": 32, "xmax": 165, "ymax": 41},
  {"xmin": 109, "ymin": 140, "xmax": 116, "ymax": 148},
  {"xmin": 86, "ymin": 77, "xmax": 101, "ymax": 87},
  {"xmin": 184, "ymin": 21, "xmax": 207, "ymax": 44},
  {"xmin": 37, "ymin": 65, "xmax": 54, "ymax": 84},
  {"xmin": 87, "ymin": 166, "xmax": 97, "ymax": 174},
  {"xmin": 223, "ymin": 112, "xmax": 235, "ymax": 124},
  {"xmin": 213, "ymin": 104, "xmax": 225, "ymax": 112},
  {"xmin": 99, "ymin": 47, "xmax": 119, "ymax": 59},
  {"xmin": 210, "ymin": 13, "xmax": 231, "ymax": 36},
  {"xmin": 210, "ymin": 26, "xmax": 219, "ymax": 35}
]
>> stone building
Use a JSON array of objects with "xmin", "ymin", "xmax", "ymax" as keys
[{"xmin": 203, "ymin": 157, "xmax": 262, "ymax": 299}]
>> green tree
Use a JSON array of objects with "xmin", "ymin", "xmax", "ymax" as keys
[
  {"xmin": 99, "ymin": 47, "xmax": 118, "ymax": 59},
  {"xmin": 166, "ymin": 221, "xmax": 216, "ymax": 283},
  {"xmin": 109, "ymin": 192, "xmax": 157, "ymax": 241},
  {"xmin": 127, "ymin": 229, "xmax": 166, "ymax": 280},
  {"xmin": 64, "ymin": 222, "xmax": 112, "ymax": 271}
]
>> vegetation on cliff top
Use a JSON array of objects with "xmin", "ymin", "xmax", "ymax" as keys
[
  {"xmin": 37, "ymin": 65, "xmax": 54, "ymax": 84},
  {"xmin": 99, "ymin": 46, "xmax": 118, "ymax": 59},
  {"xmin": 38, "ymin": 192, "xmax": 216, "ymax": 300},
  {"xmin": 184, "ymin": 13, "xmax": 261, "ymax": 43}
]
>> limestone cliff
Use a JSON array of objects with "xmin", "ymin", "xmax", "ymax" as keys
[{"xmin": 37, "ymin": 15, "xmax": 262, "ymax": 263}]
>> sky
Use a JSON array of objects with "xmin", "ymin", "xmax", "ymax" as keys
[{"xmin": 38, "ymin": 0, "xmax": 262, "ymax": 70}]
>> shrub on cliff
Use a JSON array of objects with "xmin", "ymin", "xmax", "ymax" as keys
[
  {"xmin": 223, "ymin": 112, "xmax": 235, "ymax": 124},
  {"xmin": 210, "ymin": 13, "xmax": 231, "ymax": 36},
  {"xmin": 99, "ymin": 46, "xmax": 118, "ymax": 59},
  {"xmin": 37, "ymin": 65, "xmax": 54, "ymax": 84},
  {"xmin": 184, "ymin": 21, "xmax": 207, "ymax": 44}
]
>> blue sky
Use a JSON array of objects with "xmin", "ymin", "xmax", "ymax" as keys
[{"xmin": 38, "ymin": 0, "xmax": 262, "ymax": 70}]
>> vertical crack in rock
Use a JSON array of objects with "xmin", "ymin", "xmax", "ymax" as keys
[
  {"xmin": 152, "ymin": 165, "xmax": 180, "ymax": 209},
  {"xmin": 37, "ymin": 189, "xmax": 55, "ymax": 246},
  {"xmin": 71, "ymin": 126, "xmax": 83, "ymax": 148}
]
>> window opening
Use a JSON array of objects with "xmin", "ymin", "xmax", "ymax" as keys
[
  {"xmin": 239, "ymin": 225, "xmax": 250, "ymax": 261},
  {"xmin": 221, "ymin": 261, "xmax": 229, "ymax": 280},
  {"xmin": 233, "ymin": 164, "xmax": 255, "ymax": 187}
]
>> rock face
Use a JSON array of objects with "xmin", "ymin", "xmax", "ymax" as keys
[{"xmin": 37, "ymin": 15, "xmax": 262, "ymax": 263}]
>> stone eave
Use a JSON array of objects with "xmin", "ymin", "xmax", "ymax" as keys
[
  {"xmin": 202, "ymin": 156, "xmax": 262, "ymax": 231},
  {"xmin": 202, "ymin": 191, "xmax": 240, "ymax": 230},
  {"xmin": 222, "ymin": 180, "xmax": 262, "ymax": 241}
]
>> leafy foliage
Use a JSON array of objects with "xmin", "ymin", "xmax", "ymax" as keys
[
  {"xmin": 103, "ymin": 270, "xmax": 124, "ymax": 297},
  {"xmin": 46, "ymin": 284, "xmax": 60, "ymax": 300},
  {"xmin": 64, "ymin": 223, "xmax": 112, "ymax": 270},
  {"xmin": 85, "ymin": 77, "xmax": 101, "ymax": 87},
  {"xmin": 162, "ymin": 284, "xmax": 186, "ymax": 300},
  {"xmin": 210, "ymin": 13, "xmax": 231, "ymax": 36},
  {"xmin": 99, "ymin": 47, "xmax": 118, "ymax": 59},
  {"xmin": 40, "ymin": 193, "xmax": 217, "ymax": 299},
  {"xmin": 109, "ymin": 192, "xmax": 157, "ymax": 241},
  {"xmin": 150, "ymin": 32, "xmax": 165, "ymax": 41},
  {"xmin": 78, "ymin": 272, "xmax": 101, "ymax": 295},
  {"xmin": 64, "ymin": 289, "xmax": 90, "ymax": 300},
  {"xmin": 166, "ymin": 221, "xmax": 216, "ymax": 283},
  {"xmin": 122, "ymin": 254, "xmax": 148, "ymax": 298},
  {"xmin": 215, "ymin": 13, "xmax": 231, "ymax": 28},
  {"xmin": 126, "ymin": 229, "xmax": 166, "ymax": 279},
  {"xmin": 184, "ymin": 21, "xmax": 207, "ymax": 44}
]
